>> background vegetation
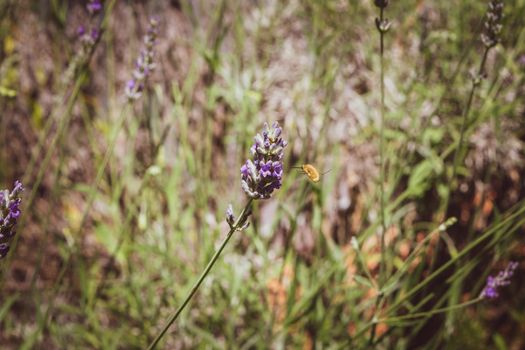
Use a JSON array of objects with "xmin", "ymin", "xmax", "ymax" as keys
[{"xmin": 0, "ymin": 0, "xmax": 524, "ymax": 348}]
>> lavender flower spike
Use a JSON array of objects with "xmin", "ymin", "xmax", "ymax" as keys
[
  {"xmin": 481, "ymin": 0, "xmax": 504, "ymax": 48},
  {"xmin": 241, "ymin": 122, "xmax": 287, "ymax": 199},
  {"xmin": 0, "ymin": 181, "xmax": 24, "ymax": 259},
  {"xmin": 125, "ymin": 17, "xmax": 159, "ymax": 101},
  {"xmin": 480, "ymin": 261, "xmax": 518, "ymax": 299}
]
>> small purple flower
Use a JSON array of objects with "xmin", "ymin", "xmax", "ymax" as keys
[
  {"xmin": 76, "ymin": 0, "xmax": 103, "ymax": 52},
  {"xmin": 241, "ymin": 122, "xmax": 287, "ymax": 199},
  {"xmin": 87, "ymin": 0, "xmax": 102, "ymax": 15},
  {"xmin": 480, "ymin": 261, "xmax": 518, "ymax": 299},
  {"xmin": 0, "ymin": 181, "xmax": 24, "ymax": 259},
  {"xmin": 125, "ymin": 17, "xmax": 159, "ymax": 101},
  {"xmin": 90, "ymin": 28, "xmax": 99, "ymax": 41},
  {"xmin": 77, "ymin": 25, "xmax": 86, "ymax": 37}
]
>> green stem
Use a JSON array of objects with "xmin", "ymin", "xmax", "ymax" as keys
[
  {"xmin": 147, "ymin": 199, "xmax": 254, "ymax": 350},
  {"xmin": 380, "ymin": 298, "xmax": 481, "ymax": 323},
  {"xmin": 445, "ymin": 48, "xmax": 490, "ymax": 205},
  {"xmin": 378, "ymin": 6, "xmax": 387, "ymax": 287},
  {"xmin": 370, "ymin": 6, "xmax": 387, "ymax": 345},
  {"xmin": 431, "ymin": 46, "xmax": 491, "ymax": 282},
  {"xmin": 449, "ymin": 47, "xmax": 489, "ymax": 183}
]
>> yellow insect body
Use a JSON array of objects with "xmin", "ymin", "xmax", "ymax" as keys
[{"xmin": 302, "ymin": 164, "xmax": 320, "ymax": 183}]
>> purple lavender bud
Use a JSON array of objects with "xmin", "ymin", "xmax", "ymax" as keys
[
  {"xmin": 125, "ymin": 79, "xmax": 143, "ymax": 100},
  {"xmin": 0, "ymin": 243, "xmax": 9, "ymax": 259},
  {"xmin": 11, "ymin": 180, "xmax": 23, "ymax": 197},
  {"xmin": 125, "ymin": 17, "xmax": 159, "ymax": 101},
  {"xmin": 90, "ymin": 28, "xmax": 99, "ymax": 41},
  {"xmin": 241, "ymin": 122, "xmax": 287, "ymax": 199},
  {"xmin": 87, "ymin": 0, "xmax": 102, "ymax": 15},
  {"xmin": 480, "ymin": 261, "xmax": 518, "ymax": 299},
  {"xmin": 77, "ymin": 25, "xmax": 86, "ymax": 37},
  {"xmin": 0, "ymin": 181, "xmax": 24, "ymax": 260},
  {"xmin": 226, "ymin": 204, "xmax": 235, "ymax": 227}
]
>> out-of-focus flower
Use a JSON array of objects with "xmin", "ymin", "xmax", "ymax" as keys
[
  {"xmin": 77, "ymin": 25, "xmax": 86, "ymax": 37},
  {"xmin": 78, "ymin": 0, "xmax": 103, "ymax": 47},
  {"xmin": 480, "ymin": 261, "xmax": 518, "ymax": 299},
  {"xmin": 374, "ymin": 0, "xmax": 389, "ymax": 9},
  {"xmin": 125, "ymin": 17, "xmax": 159, "ymax": 101},
  {"xmin": 0, "ymin": 181, "xmax": 24, "ymax": 259},
  {"xmin": 87, "ymin": 0, "xmax": 102, "ymax": 15},
  {"xmin": 241, "ymin": 122, "xmax": 287, "ymax": 199},
  {"xmin": 481, "ymin": 0, "xmax": 504, "ymax": 48},
  {"xmin": 63, "ymin": 0, "xmax": 104, "ymax": 88}
]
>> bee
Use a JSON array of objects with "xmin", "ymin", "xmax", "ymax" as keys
[{"xmin": 292, "ymin": 164, "xmax": 330, "ymax": 183}]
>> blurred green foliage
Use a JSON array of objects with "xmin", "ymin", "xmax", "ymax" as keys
[{"xmin": 0, "ymin": 0, "xmax": 524, "ymax": 349}]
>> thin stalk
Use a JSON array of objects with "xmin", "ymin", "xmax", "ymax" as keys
[
  {"xmin": 367, "ymin": 293, "xmax": 383, "ymax": 346},
  {"xmin": 147, "ymin": 199, "xmax": 254, "ymax": 350},
  {"xmin": 449, "ymin": 47, "xmax": 490, "ymax": 183},
  {"xmin": 380, "ymin": 298, "xmax": 481, "ymax": 323},
  {"xmin": 378, "ymin": 6, "xmax": 387, "ymax": 287},
  {"xmin": 430, "ymin": 46, "xmax": 491, "ymax": 283},
  {"xmin": 370, "ymin": 6, "xmax": 388, "ymax": 345}
]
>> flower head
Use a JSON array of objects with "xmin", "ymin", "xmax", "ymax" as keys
[
  {"xmin": 125, "ymin": 17, "xmax": 159, "ymax": 101},
  {"xmin": 87, "ymin": 0, "xmax": 102, "ymax": 15},
  {"xmin": 481, "ymin": 0, "xmax": 504, "ymax": 48},
  {"xmin": 480, "ymin": 261, "xmax": 518, "ymax": 299},
  {"xmin": 0, "ymin": 181, "xmax": 24, "ymax": 259},
  {"xmin": 374, "ymin": 0, "xmax": 389, "ymax": 9},
  {"xmin": 78, "ymin": 0, "xmax": 103, "ymax": 47},
  {"xmin": 241, "ymin": 122, "xmax": 287, "ymax": 199}
]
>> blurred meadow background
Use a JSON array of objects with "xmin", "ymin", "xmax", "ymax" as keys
[{"xmin": 0, "ymin": 0, "xmax": 525, "ymax": 348}]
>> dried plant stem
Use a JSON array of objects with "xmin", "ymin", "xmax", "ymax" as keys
[{"xmin": 147, "ymin": 199, "xmax": 253, "ymax": 350}]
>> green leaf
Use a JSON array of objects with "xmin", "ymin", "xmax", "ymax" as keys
[
  {"xmin": 353, "ymin": 275, "xmax": 375, "ymax": 289},
  {"xmin": 407, "ymin": 160, "xmax": 435, "ymax": 197}
]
